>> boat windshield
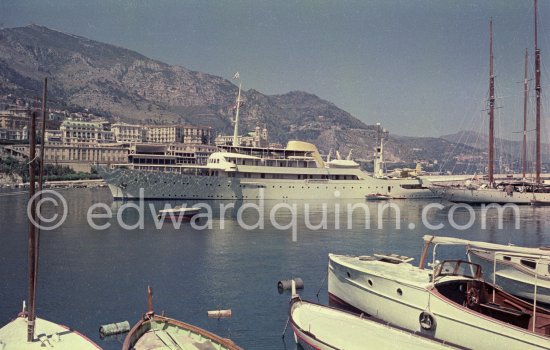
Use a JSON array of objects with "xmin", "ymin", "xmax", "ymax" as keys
[{"xmin": 434, "ymin": 260, "xmax": 482, "ymax": 279}]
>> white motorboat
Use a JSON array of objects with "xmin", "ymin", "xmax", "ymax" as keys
[
  {"xmin": 157, "ymin": 206, "xmax": 201, "ymax": 220},
  {"xmin": 328, "ymin": 244, "xmax": 550, "ymax": 349},
  {"xmin": 289, "ymin": 294, "xmax": 462, "ymax": 350}
]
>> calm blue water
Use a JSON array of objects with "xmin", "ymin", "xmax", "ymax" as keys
[{"xmin": 1, "ymin": 188, "xmax": 550, "ymax": 349}]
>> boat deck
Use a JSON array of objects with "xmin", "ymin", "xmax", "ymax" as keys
[
  {"xmin": 0, "ymin": 316, "xmax": 100, "ymax": 349},
  {"xmin": 330, "ymin": 254, "xmax": 432, "ymax": 288},
  {"xmin": 132, "ymin": 320, "xmax": 233, "ymax": 350}
]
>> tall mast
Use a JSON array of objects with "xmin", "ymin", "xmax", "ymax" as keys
[
  {"xmin": 488, "ymin": 18, "xmax": 495, "ymax": 185},
  {"xmin": 534, "ymin": 0, "xmax": 542, "ymax": 183},
  {"xmin": 232, "ymin": 73, "xmax": 242, "ymax": 147},
  {"xmin": 27, "ymin": 112, "xmax": 37, "ymax": 342},
  {"xmin": 521, "ymin": 49, "xmax": 529, "ymax": 179}
]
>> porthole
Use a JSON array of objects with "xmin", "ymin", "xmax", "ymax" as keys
[
  {"xmin": 397, "ymin": 288, "xmax": 403, "ymax": 296},
  {"xmin": 346, "ymin": 271, "xmax": 351, "ymax": 278},
  {"xmin": 368, "ymin": 279, "xmax": 373, "ymax": 287}
]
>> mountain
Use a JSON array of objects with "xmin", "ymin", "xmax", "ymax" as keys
[{"xmin": 0, "ymin": 24, "xmax": 483, "ymax": 167}]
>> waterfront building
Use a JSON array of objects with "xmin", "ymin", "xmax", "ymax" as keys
[
  {"xmin": 4, "ymin": 143, "xmax": 129, "ymax": 172},
  {"xmin": 111, "ymin": 122, "xmax": 145, "ymax": 143},
  {"xmin": 0, "ymin": 109, "xmax": 30, "ymax": 142},
  {"xmin": 59, "ymin": 118, "xmax": 114, "ymax": 145},
  {"xmin": 215, "ymin": 125, "xmax": 268, "ymax": 147},
  {"xmin": 144, "ymin": 124, "xmax": 211, "ymax": 144}
]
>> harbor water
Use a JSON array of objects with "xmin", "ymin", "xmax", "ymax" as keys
[{"xmin": 1, "ymin": 188, "xmax": 549, "ymax": 349}]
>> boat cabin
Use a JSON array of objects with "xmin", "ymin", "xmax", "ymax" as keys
[{"xmin": 431, "ymin": 259, "xmax": 550, "ymax": 336}]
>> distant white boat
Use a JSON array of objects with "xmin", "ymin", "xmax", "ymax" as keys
[
  {"xmin": 430, "ymin": 182, "xmax": 550, "ymax": 205},
  {"xmin": 289, "ymin": 295, "xmax": 462, "ymax": 350},
  {"xmin": 157, "ymin": 206, "xmax": 201, "ymax": 220},
  {"xmin": 366, "ymin": 193, "xmax": 392, "ymax": 201}
]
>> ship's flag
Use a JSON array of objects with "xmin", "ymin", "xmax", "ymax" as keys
[{"xmin": 233, "ymin": 72, "xmax": 240, "ymax": 79}]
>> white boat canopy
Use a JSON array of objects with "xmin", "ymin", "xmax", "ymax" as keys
[{"xmin": 423, "ymin": 235, "xmax": 550, "ymax": 256}]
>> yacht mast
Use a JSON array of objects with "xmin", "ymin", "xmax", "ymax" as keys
[
  {"xmin": 488, "ymin": 18, "xmax": 495, "ymax": 185},
  {"xmin": 521, "ymin": 49, "xmax": 529, "ymax": 180},
  {"xmin": 534, "ymin": 0, "xmax": 542, "ymax": 183},
  {"xmin": 232, "ymin": 73, "xmax": 242, "ymax": 147}
]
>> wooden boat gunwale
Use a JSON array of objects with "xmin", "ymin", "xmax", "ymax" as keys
[{"xmin": 122, "ymin": 313, "xmax": 242, "ymax": 350}]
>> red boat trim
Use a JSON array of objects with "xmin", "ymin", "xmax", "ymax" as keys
[{"xmin": 290, "ymin": 323, "xmax": 323, "ymax": 350}]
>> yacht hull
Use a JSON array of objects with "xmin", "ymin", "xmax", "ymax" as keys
[{"xmin": 99, "ymin": 167, "xmax": 438, "ymax": 200}]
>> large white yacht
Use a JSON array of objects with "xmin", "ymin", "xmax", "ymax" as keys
[
  {"xmin": 98, "ymin": 140, "xmax": 436, "ymax": 200},
  {"xmin": 98, "ymin": 78, "xmax": 436, "ymax": 201}
]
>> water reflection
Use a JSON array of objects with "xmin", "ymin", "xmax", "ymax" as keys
[{"xmin": 2, "ymin": 189, "xmax": 550, "ymax": 349}]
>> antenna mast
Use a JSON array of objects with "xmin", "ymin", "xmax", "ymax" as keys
[{"xmin": 488, "ymin": 18, "xmax": 495, "ymax": 185}]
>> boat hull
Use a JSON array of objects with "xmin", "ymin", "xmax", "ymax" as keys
[
  {"xmin": 98, "ymin": 167, "xmax": 438, "ymax": 200},
  {"xmin": 328, "ymin": 254, "xmax": 550, "ymax": 350},
  {"xmin": 123, "ymin": 314, "xmax": 241, "ymax": 350},
  {"xmin": 290, "ymin": 297, "xmax": 459, "ymax": 350},
  {"xmin": 430, "ymin": 187, "xmax": 550, "ymax": 204},
  {"xmin": 0, "ymin": 316, "xmax": 101, "ymax": 349}
]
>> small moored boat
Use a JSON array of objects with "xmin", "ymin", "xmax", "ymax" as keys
[
  {"xmin": 123, "ymin": 287, "xmax": 242, "ymax": 350},
  {"xmin": 289, "ymin": 290, "xmax": 462, "ymax": 349},
  {"xmin": 365, "ymin": 193, "xmax": 392, "ymax": 201},
  {"xmin": 157, "ymin": 206, "xmax": 201, "ymax": 220}
]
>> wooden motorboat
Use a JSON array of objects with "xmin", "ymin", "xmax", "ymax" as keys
[
  {"xmin": 123, "ymin": 287, "xmax": 241, "ymax": 350},
  {"xmin": 328, "ymin": 242, "xmax": 550, "ymax": 349}
]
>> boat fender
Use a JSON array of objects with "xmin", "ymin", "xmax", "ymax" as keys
[
  {"xmin": 207, "ymin": 309, "xmax": 232, "ymax": 318},
  {"xmin": 277, "ymin": 278, "xmax": 304, "ymax": 292},
  {"xmin": 99, "ymin": 321, "xmax": 131, "ymax": 337},
  {"xmin": 419, "ymin": 311, "xmax": 436, "ymax": 331}
]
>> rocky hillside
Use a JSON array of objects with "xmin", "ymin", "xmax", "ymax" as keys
[{"xmin": 0, "ymin": 24, "xmax": 484, "ymax": 166}]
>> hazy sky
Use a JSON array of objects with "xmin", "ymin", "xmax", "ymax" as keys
[{"xmin": 1, "ymin": 0, "xmax": 549, "ymax": 138}]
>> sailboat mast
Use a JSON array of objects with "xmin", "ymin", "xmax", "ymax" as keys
[
  {"xmin": 27, "ymin": 112, "xmax": 37, "ymax": 342},
  {"xmin": 534, "ymin": 0, "xmax": 542, "ymax": 183},
  {"xmin": 488, "ymin": 18, "xmax": 495, "ymax": 185},
  {"xmin": 521, "ymin": 49, "xmax": 529, "ymax": 179}
]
